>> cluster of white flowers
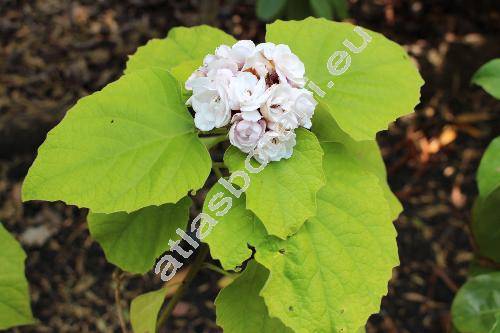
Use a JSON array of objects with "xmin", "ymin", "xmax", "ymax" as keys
[{"xmin": 186, "ymin": 40, "xmax": 317, "ymax": 164}]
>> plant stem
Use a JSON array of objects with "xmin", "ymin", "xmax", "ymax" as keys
[
  {"xmin": 156, "ymin": 244, "xmax": 210, "ymax": 332},
  {"xmin": 212, "ymin": 164, "xmax": 223, "ymax": 179},
  {"xmin": 212, "ymin": 161, "xmax": 227, "ymax": 169},
  {"xmin": 112, "ymin": 270, "xmax": 129, "ymax": 333},
  {"xmin": 212, "ymin": 161, "xmax": 227, "ymax": 179},
  {"xmin": 202, "ymin": 262, "xmax": 231, "ymax": 276}
]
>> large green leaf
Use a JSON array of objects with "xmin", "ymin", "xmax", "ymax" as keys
[
  {"xmin": 125, "ymin": 25, "xmax": 236, "ymax": 74},
  {"xmin": 452, "ymin": 272, "xmax": 500, "ymax": 333},
  {"xmin": 312, "ymin": 106, "xmax": 402, "ymax": 219},
  {"xmin": 130, "ymin": 288, "xmax": 167, "ymax": 333},
  {"xmin": 88, "ymin": 197, "xmax": 192, "ymax": 274},
  {"xmin": 255, "ymin": 143, "xmax": 398, "ymax": 332},
  {"xmin": 203, "ymin": 182, "xmax": 268, "ymax": 270},
  {"xmin": 0, "ymin": 223, "xmax": 35, "ymax": 330},
  {"xmin": 266, "ymin": 18, "xmax": 423, "ymax": 141},
  {"xmin": 472, "ymin": 58, "xmax": 500, "ymax": 99},
  {"xmin": 477, "ymin": 137, "xmax": 500, "ymax": 199},
  {"xmin": 215, "ymin": 260, "xmax": 292, "ymax": 333},
  {"xmin": 224, "ymin": 128, "xmax": 325, "ymax": 239},
  {"xmin": 23, "ymin": 69, "xmax": 211, "ymax": 213}
]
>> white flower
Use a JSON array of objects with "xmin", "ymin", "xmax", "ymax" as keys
[
  {"xmin": 229, "ymin": 114, "xmax": 266, "ymax": 153},
  {"xmin": 242, "ymin": 42, "xmax": 275, "ymax": 78},
  {"xmin": 243, "ymin": 42, "xmax": 305, "ymax": 87},
  {"xmin": 272, "ymin": 44, "xmax": 306, "ymax": 88},
  {"xmin": 253, "ymin": 130, "xmax": 296, "ymax": 164},
  {"xmin": 261, "ymin": 83, "xmax": 299, "ymax": 130},
  {"xmin": 292, "ymin": 88, "xmax": 317, "ymax": 129},
  {"xmin": 187, "ymin": 68, "xmax": 233, "ymax": 97},
  {"xmin": 228, "ymin": 71, "xmax": 268, "ymax": 121},
  {"xmin": 190, "ymin": 89, "xmax": 231, "ymax": 131},
  {"xmin": 187, "ymin": 69, "xmax": 234, "ymax": 131},
  {"xmin": 185, "ymin": 52, "xmax": 239, "ymax": 92},
  {"xmin": 228, "ymin": 40, "xmax": 256, "ymax": 68},
  {"xmin": 214, "ymin": 40, "xmax": 255, "ymax": 69}
]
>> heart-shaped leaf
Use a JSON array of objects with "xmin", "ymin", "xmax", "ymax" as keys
[
  {"xmin": 255, "ymin": 143, "xmax": 398, "ymax": 332},
  {"xmin": 266, "ymin": 18, "xmax": 423, "ymax": 141},
  {"xmin": 23, "ymin": 69, "xmax": 211, "ymax": 213}
]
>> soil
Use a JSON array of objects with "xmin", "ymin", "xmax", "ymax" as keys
[{"xmin": 1, "ymin": 0, "xmax": 499, "ymax": 332}]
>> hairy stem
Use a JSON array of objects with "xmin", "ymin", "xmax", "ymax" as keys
[{"xmin": 156, "ymin": 244, "xmax": 210, "ymax": 332}]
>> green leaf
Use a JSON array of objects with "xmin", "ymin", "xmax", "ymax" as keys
[
  {"xmin": 266, "ymin": 18, "xmax": 423, "ymax": 141},
  {"xmin": 312, "ymin": 106, "xmax": 402, "ymax": 219},
  {"xmin": 329, "ymin": 0, "xmax": 349, "ymax": 19},
  {"xmin": 256, "ymin": 0, "xmax": 287, "ymax": 21},
  {"xmin": 130, "ymin": 288, "xmax": 167, "ymax": 333},
  {"xmin": 203, "ymin": 182, "xmax": 268, "ymax": 270},
  {"xmin": 477, "ymin": 137, "xmax": 500, "ymax": 199},
  {"xmin": 452, "ymin": 272, "xmax": 500, "ymax": 333},
  {"xmin": 286, "ymin": 0, "xmax": 313, "ymax": 20},
  {"xmin": 88, "ymin": 197, "xmax": 192, "ymax": 274},
  {"xmin": 309, "ymin": 0, "xmax": 333, "ymax": 19},
  {"xmin": 255, "ymin": 143, "xmax": 398, "ymax": 332},
  {"xmin": 125, "ymin": 25, "xmax": 236, "ymax": 74},
  {"xmin": 0, "ymin": 223, "xmax": 35, "ymax": 330},
  {"xmin": 224, "ymin": 128, "xmax": 325, "ymax": 239},
  {"xmin": 215, "ymin": 260, "xmax": 292, "ymax": 333},
  {"xmin": 23, "ymin": 69, "xmax": 211, "ymax": 213},
  {"xmin": 472, "ymin": 58, "xmax": 500, "ymax": 99},
  {"xmin": 472, "ymin": 187, "xmax": 500, "ymax": 263}
]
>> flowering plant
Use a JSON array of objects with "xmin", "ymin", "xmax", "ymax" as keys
[{"xmin": 20, "ymin": 18, "xmax": 423, "ymax": 333}]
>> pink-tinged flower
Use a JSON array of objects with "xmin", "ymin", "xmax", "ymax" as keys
[{"xmin": 229, "ymin": 113, "xmax": 266, "ymax": 153}]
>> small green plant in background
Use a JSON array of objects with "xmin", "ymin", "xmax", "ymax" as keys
[
  {"xmin": 451, "ymin": 58, "xmax": 500, "ymax": 333},
  {"xmin": 471, "ymin": 59, "xmax": 500, "ymax": 100},
  {"xmin": 256, "ymin": 0, "xmax": 348, "ymax": 21}
]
